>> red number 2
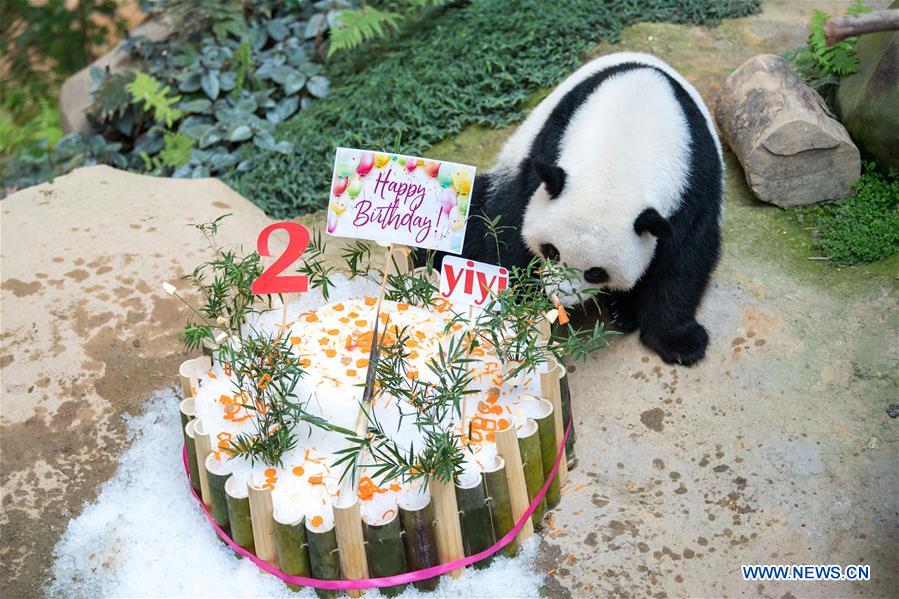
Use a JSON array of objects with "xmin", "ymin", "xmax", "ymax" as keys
[{"xmin": 251, "ymin": 222, "xmax": 310, "ymax": 295}]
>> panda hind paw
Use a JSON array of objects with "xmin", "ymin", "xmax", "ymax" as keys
[{"xmin": 640, "ymin": 320, "xmax": 709, "ymax": 366}]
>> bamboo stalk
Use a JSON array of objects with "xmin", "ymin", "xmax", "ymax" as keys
[
  {"xmin": 387, "ymin": 246, "xmax": 412, "ymax": 275},
  {"xmin": 247, "ymin": 479, "xmax": 277, "ymax": 564},
  {"xmin": 494, "ymin": 422, "xmax": 534, "ymax": 544},
  {"xmin": 179, "ymin": 397, "xmax": 196, "ymax": 429},
  {"xmin": 482, "ymin": 456, "xmax": 518, "ymax": 558},
  {"xmin": 517, "ymin": 419, "xmax": 547, "ymax": 528},
  {"xmin": 306, "ymin": 521, "xmax": 340, "ymax": 599},
  {"xmin": 179, "ymin": 358, "xmax": 198, "ymax": 398},
  {"xmin": 205, "ymin": 453, "xmax": 232, "ymax": 536},
  {"xmin": 398, "ymin": 494, "xmax": 439, "ymax": 591},
  {"xmin": 429, "ymin": 476, "xmax": 465, "ymax": 579},
  {"xmin": 273, "ymin": 511, "xmax": 312, "ymax": 592},
  {"xmin": 455, "ymin": 475, "xmax": 495, "ymax": 569},
  {"xmin": 333, "ymin": 497, "xmax": 369, "ymax": 598},
  {"xmin": 183, "ymin": 419, "xmax": 202, "ymax": 495},
  {"xmin": 530, "ymin": 398, "xmax": 561, "ymax": 509},
  {"xmin": 192, "ymin": 420, "xmax": 214, "ymax": 507},
  {"xmin": 225, "ymin": 476, "xmax": 254, "ymax": 554},
  {"xmin": 558, "ymin": 363, "xmax": 576, "ymax": 469},
  {"xmin": 540, "ymin": 358, "xmax": 569, "ymax": 486},
  {"xmin": 362, "ymin": 511, "xmax": 407, "ymax": 596}
]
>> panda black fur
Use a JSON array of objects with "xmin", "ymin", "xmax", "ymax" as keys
[{"xmin": 444, "ymin": 52, "xmax": 724, "ymax": 366}]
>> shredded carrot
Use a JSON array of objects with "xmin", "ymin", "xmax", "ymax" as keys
[
  {"xmin": 339, "ymin": 317, "xmax": 350, "ymax": 324},
  {"xmin": 498, "ymin": 418, "xmax": 510, "ymax": 430},
  {"xmin": 382, "ymin": 508, "xmax": 397, "ymax": 521},
  {"xmin": 389, "ymin": 483, "xmax": 401, "ymax": 492},
  {"xmin": 308, "ymin": 474, "xmax": 324, "ymax": 484},
  {"xmin": 346, "ymin": 369, "xmax": 357, "ymax": 377},
  {"xmin": 207, "ymin": 371, "xmax": 217, "ymax": 379},
  {"xmin": 327, "ymin": 328, "xmax": 340, "ymax": 335},
  {"xmin": 333, "ymin": 303, "xmax": 345, "ymax": 311},
  {"xmin": 290, "ymin": 336, "xmax": 302, "ymax": 345},
  {"xmin": 356, "ymin": 358, "xmax": 369, "ymax": 368},
  {"xmin": 305, "ymin": 313, "xmax": 318, "ymax": 322},
  {"xmin": 486, "ymin": 431, "xmax": 496, "ymax": 442},
  {"xmin": 355, "ymin": 319, "xmax": 368, "ymax": 327},
  {"xmin": 365, "ymin": 296, "xmax": 377, "ymax": 306},
  {"xmin": 397, "ymin": 303, "xmax": 409, "ymax": 311},
  {"xmin": 324, "ymin": 349, "xmax": 337, "ymax": 358}
]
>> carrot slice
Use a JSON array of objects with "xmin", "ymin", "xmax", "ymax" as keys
[
  {"xmin": 324, "ymin": 349, "xmax": 337, "ymax": 358},
  {"xmin": 364, "ymin": 296, "xmax": 377, "ymax": 306},
  {"xmin": 292, "ymin": 466, "xmax": 305, "ymax": 476},
  {"xmin": 310, "ymin": 515, "xmax": 323, "ymax": 527},
  {"xmin": 264, "ymin": 468, "xmax": 277, "ymax": 477},
  {"xmin": 356, "ymin": 359, "xmax": 369, "ymax": 368},
  {"xmin": 333, "ymin": 303, "xmax": 345, "ymax": 311}
]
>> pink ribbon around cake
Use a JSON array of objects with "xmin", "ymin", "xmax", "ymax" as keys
[{"xmin": 183, "ymin": 412, "xmax": 573, "ymax": 590}]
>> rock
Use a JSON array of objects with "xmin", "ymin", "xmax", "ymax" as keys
[
  {"xmin": 836, "ymin": 8, "xmax": 899, "ymax": 170},
  {"xmin": 0, "ymin": 166, "xmax": 271, "ymax": 594},
  {"xmin": 59, "ymin": 20, "xmax": 172, "ymax": 134},
  {"xmin": 715, "ymin": 54, "xmax": 861, "ymax": 207}
]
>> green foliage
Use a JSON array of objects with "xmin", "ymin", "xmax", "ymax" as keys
[
  {"xmin": 796, "ymin": 163, "xmax": 899, "ymax": 266},
  {"xmin": 236, "ymin": 0, "xmax": 762, "ymax": 216},
  {"xmin": 144, "ymin": 131, "xmax": 196, "ymax": 170},
  {"xmin": 127, "ymin": 73, "xmax": 184, "ymax": 128},
  {"xmin": 328, "ymin": 6, "xmax": 404, "ymax": 56},
  {"xmin": 0, "ymin": 101, "xmax": 62, "ymax": 157}
]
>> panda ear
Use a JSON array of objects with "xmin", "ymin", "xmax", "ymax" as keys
[
  {"xmin": 634, "ymin": 208, "xmax": 673, "ymax": 238},
  {"xmin": 531, "ymin": 159, "xmax": 566, "ymax": 198}
]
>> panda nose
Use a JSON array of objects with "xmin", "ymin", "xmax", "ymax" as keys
[{"xmin": 584, "ymin": 267, "xmax": 609, "ymax": 284}]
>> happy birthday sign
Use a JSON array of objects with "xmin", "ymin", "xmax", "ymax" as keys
[{"xmin": 326, "ymin": 147, "xmax": 476, "ymax": 253}]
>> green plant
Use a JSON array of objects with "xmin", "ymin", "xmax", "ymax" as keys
[{"xmin": 127, "ymin": 73, "xmax": 184, "ymax": 128}]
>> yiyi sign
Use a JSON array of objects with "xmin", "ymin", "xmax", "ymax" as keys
[
  {"xmin": 439, "ymin": 255, "xmax": 509, "ymax": 308},
  {"xmin": 326, "ymin": 147, "xmax": 476, "ymax": 253}
]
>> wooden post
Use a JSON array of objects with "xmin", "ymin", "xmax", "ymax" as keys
[
  {"xmin": 494, "ymin": 423, "xmax": 534, "ymax": 544},
  {"xmin": 247, "ymin": 479, "xmax": 277, "ymax": 564},
  {"xmin": 192, "ymin": 420, "xmax": 214, "ymax": 507},
  {"xmin": 398, "ymin": 495, "xmax": 439, "ymax": 591},
  {"xmin": 455, "ymin": 475, "xmax": 495, "ymax": 569},
  {"xmin": 225, "ymin": 475, "xmax": 254, "ymax": 554},
  {"xmin": 540, "ymin": 358, "xmax": 569, "ymax": 486},
  {"xmin": 429, "ymin": 476, "xmax": 465, "ymax": 579},
  {"xmin": 531, "ymin": 398, "xmax": 561, "ymax": 509},
  {"xmin": 362, "ymin": 512, "xmax": 407, "ymax": 596},
  {"xmin": 333, "ymin": 497, "xmax": 368, "ymax": 598},
  {"xmin": 483, "ymin": 456, "xmax": 518, "ymax": 557}
]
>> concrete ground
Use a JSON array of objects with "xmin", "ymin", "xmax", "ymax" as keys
[{"xmin": 2, "ymin": 1, "xmax": 896, "ymax": 597}]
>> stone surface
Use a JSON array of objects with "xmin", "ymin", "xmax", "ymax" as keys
[
  {"xmin": 716, "ymin": 54, "xmax": 860, "ymax": 207},
  {"xmin": 58, "ymin": 20, "xmax": 171, "ymax": 134},
  {"xmin": 0, "ymin": 166, "xmax": 271, "ymax": 596}
]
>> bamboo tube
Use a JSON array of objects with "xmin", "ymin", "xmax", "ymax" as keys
[
  {"xmin": 530, "ymin": 398, "xmax": 561, "ymax": 509},
  {"xmin": 494, "ymin": 422, "xmax": 534, "ymax": 544},
  {"xmin": 225, "ymin": 476, "xmax": 254, "ymax": 554},
  {"xmin": 306, "ymin": 521, "xmax": 340, "ymax": 599},
  {"xmin": 387, "ymin": 246, "xmax": 411, "ymax": 275},
  {"xmin": 455, "ymin": 475, "xmax": 495, "ymax": 569},
  {"xmin": 558, "ymin": 363, "xmax": 577, "ymax": 468},
  {"xmin": 540, "ymin": 358, "xmax": 569, "ymax": 486},
  {"xmin": 179, "ymin": 359, "xmax": 197, "ymax": 398},
  {"xmin": 363, "ymin": 512, "xmax": 407, "ymax": 596},
  {"xmin": 183, "ymin": 419, "xmax": 202, "ymax": 495},
  {"xmin": 398, "ymin": 494, "xmax": 439, "ymax": 591},
  {"xmin": 192, "ymin": 421, "xmax": 214, "ymax": 507},
  {"xmin": 205, "ymin": 453, "xmax": 232, "ymax": 536},
  {"xmin": 411, "ymin": 265, "xmax": 439, "ymax": 285},
  {"xmin": 430, "ymin": 476, "xmax": 465, "ymax": 579},
  {"xmin": 273, "ymin": 511, "xmax": 312, "ymax": 592},
  {"xmin": 517, "ymin": 419, "xmax": 547, "ymax": 528},
  {"xmin": 179, "ymin": 397, "xmax": 196, "ymax": 429},
  {"xmin": 333, "ymin": 497, "xmax": 369, "ymax": 598},
  {"xmin": 483, "ymin": 456, "xmax": 518, "ymax": 558},
  {"xmin": 247, "ymin": 480, "xmax": 277, "ymax": 564}
]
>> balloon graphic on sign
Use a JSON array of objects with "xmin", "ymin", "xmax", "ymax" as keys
[
  {"xmin": 405, "ymin": 158, "xmax": 418, "ymax": 173},
  {"xmin": 328, "ymin": 195, "xmax": 347, "ymax": 233},
  {"xmin": 356, "ymin": 152, "xmax": 375, "ymax": 177},
  {"xmin": 438, "ymin": 187, "xmax": 457, "ymax": 216},
  {"xmin": 437, "ymin": 162, "xmax": 454, "ymax": 188},
  {"xmin": 375, "ymin": 153, "xmax": 391, "ymax": 168},
  {"xmin": 452, "ymin": 169, "xmax": 472, "ymax": 196},
  {"xmin": 335, "ymin": 148, "xmax": 357, "ymax": 178},
  {"xmin": 347, "ymin": 176, "xmax": 363, "ymax": 199},
  {"xmin": 332, "ymin": 176, "xmax": 348, "ymax": 196},
  {"xmin": 425, "ymin": 160, "xmax": 440, "ymax": 178}
]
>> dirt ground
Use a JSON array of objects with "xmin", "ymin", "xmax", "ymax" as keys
[{"xmin": 2, "ymin": 1, "xmax": 896, "ymax": 597}]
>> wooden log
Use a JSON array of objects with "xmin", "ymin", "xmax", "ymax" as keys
[
  {"xmin": 517, "ymin": 419, "xmax": 547, "ymax": 528},
  {"xmin": 558, "ymin": 363, "xmax": 576, "ymax": 469},
  {"xmin": 273, "ymin": 511, "xmax": 312, "ymax": 592},
  {"xmin": 205, "ymin": 453, "xmax": 232, "ymax": 536},
  {"xmin": 333, "ymin": 498, "xmax": 369, "ymax": 598},
  {"xmin": 455, "ymin": 475, "xmax": 495, "ymax": 569},
  {"xmin": 483, "ymin": 456, "xmax": 518, "ymax": 558},
  {"xmin": 363, "ymin": 511, "xmax": 407, "ymax": 596},
  {"xmin": 494, "ymin": 422, "xmax": 534, "ymax": 544},
  {"xmin": 306, "ymin": 520, "xmax": 340, "ymax": 599},
  {"xmin": 429, "ymin": 476, "xmax": 465, "ymax": 579},
  {"xmin": 183, "ymin": 419, "xmax": 202, "ymax": 496},
  {"xmin": 398, "ymin": 494, "xmax": 440, "ymax": 591},
  {"xmin": 530, "ymin": 398, "xmax": 561, "ymax": 509},
  {"xmin": 715, "ymin": 54, "xmax": 860, "ymax": 207},
  {"xmin": 247, "ymin": 479, "xmax": 277, "ymax": 564},
  {"xmin": 225, "ymin": 476, "xmax": 255, "ymax": 554},
  {"xmin": 540, "ymin": 358, "xmax": 569, "ymax": 486},
  {"xmin": 192, "ymin": 420, "xmax": 214, "ymax": 507},
  {"xmin": 825, "ymin": 9, "xmax": 899, "ymax": 45}
]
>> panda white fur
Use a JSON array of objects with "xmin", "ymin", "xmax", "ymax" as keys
[{"xmin": 441, "ymin": 52, "xmax": 724, "ymax": 366}]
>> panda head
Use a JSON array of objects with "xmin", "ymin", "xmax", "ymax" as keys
[{"xmin": 520, "ymin": 159, "xmax": 673, "ymax": 299}]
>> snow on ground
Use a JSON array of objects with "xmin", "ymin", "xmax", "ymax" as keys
[{"xmin": 46, "ymin": 388, "xmax": 545, "ymax": 598}]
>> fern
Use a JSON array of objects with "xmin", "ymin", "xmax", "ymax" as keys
[
  {"xmin": 328, "ymin": 7, "xmax": 404, "ymax": 56},
  {"xmin": 158, "ymin": 131, "xmax": 195, "ymax": 167},
  {"xmin": 126, "ymin": 72, "xmax": 184, "ymax": 128}
]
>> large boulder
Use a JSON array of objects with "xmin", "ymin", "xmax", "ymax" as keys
[{"xmin": 836, "ymin": 5, "xmax": 899, "ymax": 170}]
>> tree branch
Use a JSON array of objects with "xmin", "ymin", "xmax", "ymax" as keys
[{"xmin": 824, "ymin": 9, "xmax": 899, "ymax": 45}]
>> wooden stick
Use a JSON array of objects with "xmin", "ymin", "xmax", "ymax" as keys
[
  {"xmin": 455, "ymin": 476, "xmax": 495, "ymax": 569},
  {"xmin": 225, "ymin": 476, "xmax": 255, "ymax": 554},
  {"xmin": 273, "ymin": 512, "xmax": 312, "ymax": 591},
  {"xmin": 183, "ymin": 419, "xmax": 202, "ymax": 496},
  {"xmin": 362, "ymin": 511, "xmax": 407, "ymax": 596},
  {"xmin": 558, "ymin": 363, "xmax": 577, "ymax": 469},
  {"xmin": 494, "ymin": 422, "xmax": 534, "ymax": 544},
  {"xmin": 192, "ymin": 420, "xmax": 214, "ymax": 507},
  {"xmin": 825, "ymin": 9, "xmax": 899, "ymax": 45},
  {"xmin": 247, "ymin": 479, "xmax": 277, "ymax": 564},
  {"xmin": 540, "ymin": 357, "xmax": 569, "ymax": 486},
  {"xmin": 205, "ymin": 453, "xmax": 232, "ymax": 536},
  {"xmin": 306, "ymin": 521, "xmax": 340, "ymax": 599},
  {"xmin": 398, "ymin": 495, "xmax": 439, "ymax": 591},
  {"xmin": 517, "ymin": 419, "xmax": 547, "ymax": 528},
  {"xmin": 482, "ymin": 456, "xmax": 518, "ymax": 557},
  {"xmin": 531, "ymin": 398, "xmax": 561, "ymax": 509},
  {"xmin": 333, "ymin": 497, "xmax": 369, "ymax": 597},
  {"xmin": 429, "ymin": 476, "xmax": 465, "ymax": 579}
]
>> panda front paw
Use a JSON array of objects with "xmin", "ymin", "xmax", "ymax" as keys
[
  {"xmin": 640, "ymin": 320, "xmax": 709, "ymax": 366},
  {"xmin": 607, "ymin": 296, "xmax": 639, "ymax": 333}
]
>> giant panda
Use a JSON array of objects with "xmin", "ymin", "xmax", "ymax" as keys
[{"xmin": 445, "ymin": 52, "xmax": 724, "ymax": 366}]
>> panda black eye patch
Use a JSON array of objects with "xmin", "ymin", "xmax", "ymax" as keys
[
  {"xmin": 584, "ymin": 267, "xmax": 609, "ymax": 284},
  {"xmin": 540, "ymin": 243, "xmax": 560, "ymax": 261}
]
